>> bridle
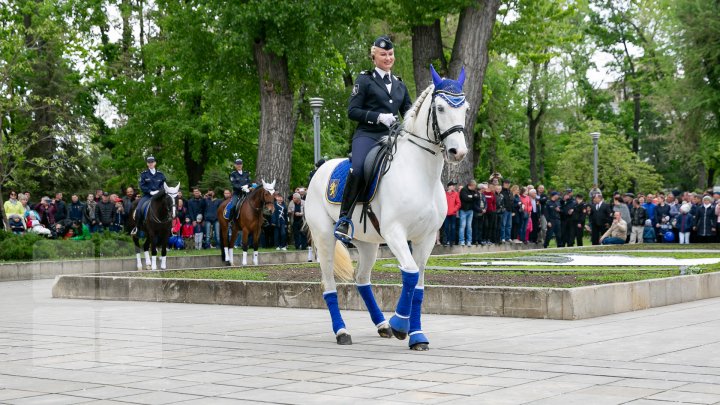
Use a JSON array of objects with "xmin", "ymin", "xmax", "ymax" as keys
[
  {"xmin": 148, "ymin": 193, "xmax": 175, "ymax": 224},
  {"xmin": 401, "ymin": 88, "xmax": 466, "ymax": 156}
]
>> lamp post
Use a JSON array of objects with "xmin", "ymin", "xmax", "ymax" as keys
[
  {"xmin": 309, "ymin": 98, "xmax": 324, "ymax": 164},
  {"xmin": 590, "ymin": 132, "xmax": 601, "ymax": 188}
]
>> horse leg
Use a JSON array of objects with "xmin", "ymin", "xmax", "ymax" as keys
[
  {"xmin": 316, "ymin": 229, "xmax": 351, "ymax": 345},
  {"xmin": 219, "ymin": 219, "xmax": 228, "ymax": 263},
  {"xmin": 384, "ymin": 230, "xmax": 421, "ymax": 341},
  {"xmin": 228, "ymin": 221, "xmax": 239, "ymax": 266},
  {"xmin": 160, "ymin": 235, "xmax": 168, "ymax": 270},
  {"xmin": 150, "ymin": 236, "xmax": 158, "ymax": 271},
  {"xmin": 252, "ymin": 228, "xmax": 259, "ymax": 266},
  {"xmin": 354, "ymin": 241, "xmax": 390, "ymax": 338},
  {"xmin": 241, "ymin": 228, "xmax": 249, "ymax": 266},
  {"xmin": 407, "ymin": 234, "xmax": 436, "ymax": 351},
  {"xmin": 144, "ymin": 237, "xmax": 151, "ymax": 270},
  {"xmin": 133, "ymin": 235, "xmax": 142, "ymax": 271}
]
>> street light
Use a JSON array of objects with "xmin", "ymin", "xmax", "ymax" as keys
[
  {"xmin": 309, "ymin": 98, "xmax": 324, "ymax": 164},
  {"xmin": 590, "ymin": 132, "xmax": 601, "ymax": 188}
]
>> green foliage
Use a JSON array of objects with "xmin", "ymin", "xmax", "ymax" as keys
[{"xmin": 0, "ymin": 231, "xmax": 134, "ymax": 261}]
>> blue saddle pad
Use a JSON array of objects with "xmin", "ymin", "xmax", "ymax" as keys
[{"xmin": 326, "ymin": 159, "xmax": 382, "ymax": 204}]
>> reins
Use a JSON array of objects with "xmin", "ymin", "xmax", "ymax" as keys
[{"xmin": 399, "ymin": 88, "xmax": 466, "ymax": 156}]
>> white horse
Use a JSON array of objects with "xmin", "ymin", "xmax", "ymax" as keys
[{"xmin": 305, "ymin": 66, "xmax": 469, "ymax": 350}]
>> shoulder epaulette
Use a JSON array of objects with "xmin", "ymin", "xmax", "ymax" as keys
[
  {"xmin": 394, "ymin": 75, "xmax": 403, "ymax": 82},
  {"xmin": 360, "ymin": 70, "xmax": 372, "ymax": 75}
]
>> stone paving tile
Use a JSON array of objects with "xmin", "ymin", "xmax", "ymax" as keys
[
  {"xmin": 382, "ymin": 390, "xmax": 466, "ymax": 404},
  {"xmin": 455, "ymin": 376, "xmax": 533, "ymax": 387},
  {"xmin": 453, "ymin": 380, "xmax": 593, "ymax": 405},
  {"xmin": 63, "ymin": 386, "xmax": 150, "ymax": 400},
  {"xmin": 176, "ymin": 398, "xmax": 259, "ymax": 405},
  {"xmin": 320, "ymin": 385, "xmax": 401, "ymax": 399},
  {"xmin": 113, "ymin": 391, "xmax": 202, "ymax": 405},
  {"xmin": 606, "ymin": 378, "xmax": 688, "ymax": 390},
  {"xmin": 525, "ymin": 385, "xmax": 660, "ymax": 404},
  {"xmin": 272, "ymin": 381, "xmax": 348, "ymax": 394},
  {"xmin": 675, "ymin": 382, "xmax": 720, "ymax": 395},
  {"xmin": 120, "ymin": 377, "xmax": 201, "ymax": 391},
  {"xmin": 221, "ymin": 388, "xmax": 384, "ymax": 405},
  {"xmin": 364, "ymin": 378, "xmax": 442, "ymax": 391},
  {"xmin": 311, "ymin": 374, "xmax": 385, "ymax": 386},
  {"xmin": 167, "ymin": 371, "xmax": 243, "ymax": 383},
  {"xmin": 419, "ymin": 382, "xmax": 499, "ymax": 396},
  {"xmin": 260, "ymin": 370, "xmax": 335, "ymax": 381},
  {"xmin": 3, "ymin": 394, "xmax": 95, "ymax": 405},
  {"xmin": 214, "ymin": 376, "xmax": 296, "ymax": 389},
  {"xmin": 646, "ymin": 389, "xmax": 720, "ymax": 404},
  {"xmin": 489, "ymin": 369, "xmax": 564, "ymax": 380},
  {"xmin": 405, "ymin": 371, "xmax": 477, "ymax": 383},
  {"xmin": 0, "ymin": 391, "xmax": 43, "ymax": 402},
  {"xmin": 165, "ymin": 383, "xmax": 251, "ymax": 397}
]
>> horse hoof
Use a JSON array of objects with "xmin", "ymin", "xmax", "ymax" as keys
[
  {"xmin": 410, "ymin": 342, "xmax": 429, "ymax": 351},
  {"xmin": 145, "ymin": 265, "xmax": 151, "ymax": 270},
  {"xmin": 336, "ymin": 333, "xmax": 352, "ymax": 345},
  {"xmin": 388, "ymin": 315, "xmax": 409, "ymax": 340},
  {"xmin": 225, "ymin": 261, "xmax": 231, "ymax": 267},
  {"xmin": 377, "ymin": 326, "xmax": 393, "ymax": 339}
]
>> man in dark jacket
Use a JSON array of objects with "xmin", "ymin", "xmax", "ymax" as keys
[
  {"xmin": 569, "ymin": 194, "xmax": 586, "ymax": 247},
  {"xmin": 187, "ymin": 187, "xmax": 207, "ymax": 230},
  {"xmin": 204, "ymin": 190, "xmax": 221, "ymax": 248},
  {"xmin": 95, "ymin": 192, "xmax": 116, "ymax": 232},
  {"xmin": 544, "ymin": 191, "xmax": 562, "ymax": 248},
  {"xmin": 121, "ymin": 187, "xmax": 136, "ymax": 220},
  {"xmin": 499, "ymin": 179, "xmax": 513, "ymax": 242},
  {"xmin": 629, "ymin": 198, "xmax": 647, "ymax": 243},
  {"xmin": 560, "ymin": 189, "xmax": 576, "ymax": 247},
  {"xmin": 53, "ymin": 193, "xmax": 67, "ymax": 223},
  {"xmin": 694, "ymin": 195, "xmax": 717, "ymax": 243},
  {"xmin": 458, "ymin": 180, "xmax": 478, "ymax": 246},
  {"xmin": 68, "ymin": 194, "xmax": 84, "ymax": 222},
  {"xmin": 654, "ymin": 195, "xmax": 671, "ymax": 243},
  {"xmin": 590, "ymin": 193, "xmax": 613, "ymax": 245}
]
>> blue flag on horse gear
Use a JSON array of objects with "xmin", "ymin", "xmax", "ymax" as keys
[{"xmin": 325, "ymin": 159, "xmax": 382, "ymax": 204}]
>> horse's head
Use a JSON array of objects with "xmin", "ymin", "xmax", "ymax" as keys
[
  {"xmin": 260, "ymin": 179, "xmax": 276, "ymax": 211},
  {"xmin": 163, "ymin": 182, "xmax": 180, "ymax": 218},
  {"xmin": 430, "ymin": 64, "xmax": 469, "ymax": 163}
]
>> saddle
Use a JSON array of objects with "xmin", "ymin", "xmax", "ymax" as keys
[{"xmin": 326, "ymin": 144, "xmax": 391, "ymax": 234}]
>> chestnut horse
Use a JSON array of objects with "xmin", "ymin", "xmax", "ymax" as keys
[{"xmin": 217, "ymin": 180, "xmax": 276, "ymax": 266}]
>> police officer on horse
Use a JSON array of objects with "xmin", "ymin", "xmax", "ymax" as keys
[
  {"xmin": 334, "ymin": 36, "xmax": 412, "ymax": 242},
  {"xmin": 224, "ymin": 158, "xmax": 252, "ymax": 220},
  {"xmin": 133, "ymin": 156, "xmax": 167, "ymax": 234}
]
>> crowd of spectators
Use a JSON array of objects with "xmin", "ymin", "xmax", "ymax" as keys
[
  {"xmin": 442, "ymin": 173, "xmax": 720, "ymax": 247},
  {"xmin": 1, "ymin": 185, "xmax": 313, "ymax": 252}
]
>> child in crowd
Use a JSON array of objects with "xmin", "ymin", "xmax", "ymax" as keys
[
  {"xmin": 643, "ymin": 219, "xmax": 656, "ymax": 243},
  {"xmin": 658, "ymin": 216, "xmax": 673, "ymax": 242},
  {"xmin": 673, "ymin": 203, "xmax": 694, "ymax": 244},
  {"xmin": 180, "ymin": 216, "xmax": 194, "ymax": 249},
  {"xmin": 26, "ymin": 210, "xmax": 52, "ymax": 236},
  {"xmin": 9, "ymin": 214, "xmax": 26, "ymax": 234},
  {"xmin": 193, "ymin": 214, "xmax": 204, "ymax": 250}
]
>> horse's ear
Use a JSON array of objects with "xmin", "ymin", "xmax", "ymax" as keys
[
  {"xmin": 430, "ymin": 64, "xmax": 442, "ymax": 87},
  {"xmin": 270, "ymin": 180, "xmax": 276, "ymax": 189},
  {"xmin": 458, "ymin": 67, "xmax": 466, "ymax": 88},
  {"xmin": 261, "ymin": 178, "xmax": 265, "ymax": 185}
]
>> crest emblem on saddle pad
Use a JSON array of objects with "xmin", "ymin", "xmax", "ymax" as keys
[{"xmin": 329, "ymin": 180, "xmax": 339, "ymax": 199}]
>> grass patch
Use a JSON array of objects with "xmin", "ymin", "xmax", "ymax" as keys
[{"xmin": 137, "ymin": 268, "xmax": 268, "ymax": 281}]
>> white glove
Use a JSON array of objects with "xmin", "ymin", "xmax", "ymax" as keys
[
  {"xmin": 241, "ymin": 185, "xmax": 250, "ymax": 193},
  {"xmin": 150, "ymin": 190, "xmax": 159, "ymax": 196},
  {"xmin": 378, "ymin": 113, "xmax": 396, "ymax": 127}
]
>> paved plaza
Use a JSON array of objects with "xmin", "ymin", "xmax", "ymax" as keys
[{"xmin": 2, "ymin": 279, "xmax": 720, "ymax": 404}]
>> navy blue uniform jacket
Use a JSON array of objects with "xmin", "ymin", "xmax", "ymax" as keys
[
  {"xmin": 348, "ymin": 70, "xmax": 412, "ymax": 139},
  {"xmin": 139, "ymin": 170, "xmax": 166, "ymax": 196},
  {"xmin": 230, "ymin": 171, "xmax": 252, "ymax": 195}
]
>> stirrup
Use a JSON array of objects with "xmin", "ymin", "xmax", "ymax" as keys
[
  {"xmin": 334, "ymin": 217, "xmax": 354, "ymax": 244},
  {"xmin": 130, "ymin": 227, "xmax": 138, "ymax": 235}
]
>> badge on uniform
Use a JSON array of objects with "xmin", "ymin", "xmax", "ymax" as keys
[{"xmin": 351, "ymin": 84, "xmax": 359, "ymax": 97}]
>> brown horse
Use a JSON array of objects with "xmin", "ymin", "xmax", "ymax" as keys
[{"xmin": 217, "ymin": 180, "xmax": 276, "ymax": 266}]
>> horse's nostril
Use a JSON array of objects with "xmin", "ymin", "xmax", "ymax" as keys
[{"xmin": 448, "ymin": 148, "xmax": 457, "ymax": 155}]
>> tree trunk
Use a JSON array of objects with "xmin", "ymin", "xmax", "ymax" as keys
[
  {"xmin": 183, "ymin": 135, "xmax": 208, "ymax": 188},
  {"xmin": 698, "ymin": 162, "xmax": 708, "ymax": 191},
  {"xmin": 708, "ymin": 167, "xmax": 716, "ymax": 189},
  {"xmin": 253, "ymin": 40, "xmax": 295, "ymax": 197},
  {"xmin": 632, "ymin": 91, "xmax": 640, "ymax": 154},
  {"xmin": 443, "ymin": 0, "xmax": 501, "ymax": 184},
  {"xmin": 411, "ymin": 20, "xmax": 447, "ymax": 96}
]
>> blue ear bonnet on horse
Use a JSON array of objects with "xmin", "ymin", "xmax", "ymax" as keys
[{"xmin": 430, "ymin": 65, "xmax": 466, "ymax": 108}]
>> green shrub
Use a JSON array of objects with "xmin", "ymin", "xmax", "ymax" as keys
[{"xmin": 0, "ymin": 233, "xmax": 42, "ymax": 261}]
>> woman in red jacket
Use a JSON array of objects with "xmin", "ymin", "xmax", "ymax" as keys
[{"xmin": 443, "ymin": 181, "xmax": 461, "ymax": 246}]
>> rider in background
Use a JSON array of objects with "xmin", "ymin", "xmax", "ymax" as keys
[
  {"xmin": 224, "ymin": 158, "xmax": 251, "ymax": 220},
  {"xmin": 335, "ymin": 36, "xmax": 412, "ymax": 242},
  {"xmin": 133, "ymin": 156, "xmax": 166, "ymax": 234}
]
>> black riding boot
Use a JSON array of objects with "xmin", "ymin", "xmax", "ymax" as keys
[{"xmin": 334, "ymin": 172, "xmax": 364, "ymax": 241}]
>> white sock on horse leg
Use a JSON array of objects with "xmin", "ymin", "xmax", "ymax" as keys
[
  {"xmin": 242, "ymin": 251, "xmax": 247, "ymax": 265},
  {"xmin": 229, "ymin": 249, "xmax": 234, "ymax": 264},
  {"xmin": 144, "ymin": 251, "xmax": 151, "ymax": 265},
  {"xmin": 151, "ymin": 256, "xmax": 157, "ymax": 270},
  {"xmin": 160, "ymin": 256, "xmax": 167, "ymax": 269},
  {"xmin": 307, "ymin": 247, "xmax": 313, "ymax": 261},
  {"xmin": 224, "ymin": 247, "xmax": 229, "ymax": 261},
  {"xmin": 136, "ymin": 253, "xmax": 142, "ymax": 269}
]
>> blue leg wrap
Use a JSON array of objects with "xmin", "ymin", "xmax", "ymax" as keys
[
  {"xmin": 357, "ymin": 284, "xmax": 385, "ymax": 326},
  {"xmin": 409, "ymin": 287, "xmax": 429, "ymax": 347},
  {"xmin": 389, "ymin": 269, "xmax": 419, "ymax": 334},
  {"xmin": 323, "ymin": 291, "xmax": 345, "ymax": 334}
]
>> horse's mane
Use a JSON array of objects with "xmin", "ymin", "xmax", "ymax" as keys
[{"xmin": 378, "ymin": 84, "xmax": 434, "ymax": 146}]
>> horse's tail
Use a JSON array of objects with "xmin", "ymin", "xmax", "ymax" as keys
[
  {"xmin": 332, "ymin": 240, "xmax": 354, "ymax": 282},
  {"xmin": 302, "ymin": 221, "xmax": 354, "ymax": 282}
]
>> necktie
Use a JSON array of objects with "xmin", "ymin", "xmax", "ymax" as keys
[{"xmin": 383, "ymin": 74, "xmax": 391, "ymax": 85}]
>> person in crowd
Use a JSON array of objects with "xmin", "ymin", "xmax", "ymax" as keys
[
  {"xmin": 111, "ymin": 197, "xmax": 125, "ymax": 232},
  {"xmin": 643, "ymin": 219, "xmax": 656, "ymax": 243},
  {"xmin": 544, "ymin": 191, "xmax": 562, "ymax": 248},
  {"xmin": 180, "ymin": 217, "xmax": 194, "ymax": 249},
  {"xmin": 600, "ymin": 211, "xmax": 627, "ymax": 245},
  {"xmin": 472, "ymin": 183, "xmax": 487, "ymax": 245},
  {"xmin": 654, "ymin": 195, "xmax": 670, "ymax": 243},
  {"xmin": 500, "ymin": 179, "xmax": 513, "ymax": 243},
  {"xmin": 68, "ymin": 194, "xmax": 84, "ymax": 223},
  {"xmin": 225, "ymin": 158, "xmax": 252, "ymax": 220},
  {"xmin": 175, "ymin": 190, "xmax": 187, "ymax": 209},
  {"xmin": 4, "ymin": 190, "xmax": 24, "ymax": 222},
  {"xmin": 674, "ymin": 203, "xmax": 694, "ymax": 244},
  {"xmin": 559, "ymin": 189, "xmax": 576, "ymax": 247},
  {"xmin": 658, "ymin": 216, "xmax": 673, "ymax": 242},
  {"xmin": 458, "ymin": 180, "xmax": 477, "ymax": 246},
  {"xmin": 590, "ymin": 193, "xmax": 613, "ymax": 245},
  {"xmin": 629, "ymin": 198, "xmax": 647, "ymax": 244},
  {"xmin": 528, "ymin": 188, "xmax": 541, "ymax": 243},
  {"xmin": 36, "ymin": 197, "xmax": 57, "ymax": 228},
  {"xmin": 84, "ymin": 194, "xmax": 99, "ymax": 233},
  {"xmin": 569, "ymin": 194, "xmax": 587, "ymax": 246},
  {"xmin": 643, "ymin": 196, "xmax": 658, "ymax": 227},
  {"xmin": 336, "ymin": 36, "xmax": 412, "ymax": 242},
  {"xmin": 443, "ymin": 181, "xmax": 460, "ymax": 246},
  {"xmin": 95, "ymin": 192, "xmax": 116, "ymax": 232},
  {"xmin": 193, "ymin": 214, "xmax": 204, "ymax": 250},
  {"xmin": 26, "ymin": 210, "xmax": 52, "ymax": 237},
  {"xmin": 666, "ymin": 193, "xmax": 680, "ymax": 221},
  {"xmin": 121, "ymin": 187, "xmax": 135, "ymax": 222},
  {"xmin": 23, "ymin": 192, "xmax": 35, "ymax": 210},
  {"xmin": 536, "ymin": 185, "xmax": 547, "ymax": 245},
  {"xmin": 272, "ymin": 193, "xmax": 288, "ymax": 250},
  {"xmin": 517, "ymin": 186, "xmax": 532, "ymax": 243},
  {"xmin": 308, "ymin": 158, "xmax": 325, "ymax": 185},
  {"xmin": 175, "ymin": 198, "xmax": 188, "ymax": 223},
  {"xmin": 481, "ymin": 183, "xmax": 497, "ymax": 245},
  {"xmin": 715, "ymin": 191, "xmax": 720, "ymax": 242},
  {"xmin": 509, "ymin": 184, "xmax": 521, "ymax": 242},
  {"xmin": 493, "ymin": 184, "xmax": 504, "ymax": 243},
  {"xmin": 9, "ymin": 214, "xmax": 26, "ymax": 234},
  {"xmin": 134, "ymin": 156, "xmax": 167, "ymax": 234},
  {"xmin": 187, "ymin": 187, "xmax": 207, "ymax": 231},
  {"xmin": 71, "ymin": 220, "xmax": 91, "ymax": 240},
  {"xmin": 204, "ymin": 190, "xmax": 221, "ymax": 248},
  {"xmin": 694, "ymin": 195, "xmax": 717, "ymax": 243},
  {"xmin": 288, "ymin": 192, "xmax": 308, "ymax": 250},
  {"xmin": 612, "ymin": 195, "xmax": 631, "ymax": 241},
  {"xmin": 53, "ymin": 192, "xmax": 67, "ymax": 223}
]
